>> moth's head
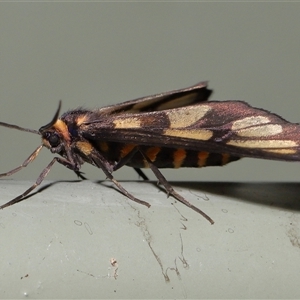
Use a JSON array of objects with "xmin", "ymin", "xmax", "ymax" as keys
[{"xmin": 39, "ymin": 101, "xmax": 70, "ymax": 154}]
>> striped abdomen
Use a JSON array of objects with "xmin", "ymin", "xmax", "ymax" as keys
[{"xmin": 96, "ymin": 141, "xmax": 240, "ymax": 168}]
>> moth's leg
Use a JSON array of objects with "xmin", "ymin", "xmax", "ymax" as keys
[
  {"xmin": 140, "ymin": 151, "xmax": 214, "ymax": 224},
  {"xmin": 0, "ymin": 157, "xmax": 76, "ymax": 209},
  {"xmin": 91, "ymin": 150, "xmax": 150, "ymax": 208},
  {"xmin": 112, "ymin": 146, "xmax": 149, "ymax": 180},
  {"xmin": 0, "ymin": 145, "xmax": 43, "ymax": 178},
  {"xmin": 108, "ymin": 176, "xmax": 150, "ymax": 208},
  {"xmin": 133, "ymin": 168, "xmax": 149, "ymax": 181},
  {"xmin": 74, "ymin": 171, "xmax": 87, "ymax": 180}
]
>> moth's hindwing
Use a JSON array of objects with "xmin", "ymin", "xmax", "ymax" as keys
[{"xmin": 89, "ymin": 81, "xmax": 212, "ymax": 116}]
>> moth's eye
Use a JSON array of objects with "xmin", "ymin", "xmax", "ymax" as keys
[{"xmin": 47, "ymin": 133, "xmax": 60, "ymax": 147}]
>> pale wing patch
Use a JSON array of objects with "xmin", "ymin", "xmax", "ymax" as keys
[
  {"xmin": 232, "ymin": 116, "xmax": 270, "ymax": 130},
  {"xmin": 113, "ymin": 117, "xmax": 141, "ymax": 129},
  {"xmin": 167, "ymin": 105, "xmax": 211, "ymax": 128},
  {"xmin": 164, "ymin": 129, "xmax": 213, "ymax": 140},
  {"xmin": 227, "ymin": 140, "xmax": 297, "ymax": 148},
  {"xmin": 263, "ymin": 149, "xmax": 297, "ymax": 154},
  {"xmin": 236, "ymin": 124, "xmax": 283, "ymax": 137}
]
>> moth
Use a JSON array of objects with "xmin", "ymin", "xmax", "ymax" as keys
[{"xmin": 1, "ymin": 81, "xmax": 300, "ymax": 224}]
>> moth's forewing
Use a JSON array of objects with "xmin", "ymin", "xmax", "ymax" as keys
[{"xmin": 81, "ymin": 100, "xmax": 300, "ymax": 162}]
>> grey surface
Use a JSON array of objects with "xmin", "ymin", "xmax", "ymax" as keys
[
  {"xmin": 0, "ymin": 180, "xmax": 300, "ymax": 298},
  {"xmin": 0, "ymin": 2, "xmax": 300, "ymax": 183}
]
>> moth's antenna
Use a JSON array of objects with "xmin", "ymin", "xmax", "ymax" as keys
[
  {"xmin": 39, "ymin": 100, "xmax": 62, "ymax": 132},
  {"xmin": 0, "ymin": 122, "xmax": 39, "ymax": 135}
]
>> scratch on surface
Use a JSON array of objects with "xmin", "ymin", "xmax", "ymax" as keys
[
  {"xmin": 138, "ymin": 212, "xmax": 169, "ymax": 280},
  {"xmin": 77, "ymin": 257, "xmax": 119, "ymax": 280},
  {"xmin": 147, "ymin": 241, "xmax": 170, "ymax": 282},
  {"xmin": 178, "ymin": 233, "xmax": 189, "ymax": 269},
  {"xmin": 74, "ymin": 220, "xmax": 83, "ymax": 226},
  {"xmin": 110, "ymin": 258, "xmax": 119, "ymax": 279},
  {"xmin": 180, "ymin": 222, "xmax": 187, "ymax": 230},
  {"xmin": 189, "ymin": 190, "xmax": 210, "ymax": 201},
  {"xmin": 166, "ymin": 258, "xmax": 181, "ymax": 280},
  {"xmin": 171, "ymin": 203, "xmax": 188, "ymax": 222},
  {"xmin": 127, "ymin": 197, "xmax": 190, "ymax": 282},
  {"xmin": 84, "ymin": 222, "xmax": 93, "ymax": 235},
  {"xmin": 132, "ymin": 207, "xmax": 170, "ymax": 282},
  {"xmin": 77, "ymin": 269, "xmax": 100, "ymax": 279},
  {"xmin": 46, "ymin": 239, "xmax": 53, "ymax": 250}
]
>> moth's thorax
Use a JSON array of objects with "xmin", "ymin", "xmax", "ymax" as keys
[{"xmin": 53, "ymin": 119, "xmax": 70, "ymax": 142}]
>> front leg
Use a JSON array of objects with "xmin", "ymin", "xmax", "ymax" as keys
[{"xmin": 0, "ymin": 157, "xmax": 78, "ymax": 209}]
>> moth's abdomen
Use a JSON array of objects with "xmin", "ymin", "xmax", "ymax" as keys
[
  {"xmin": 93, "ymin": 141, "xmax": 240, "ymax": 168},
  {"xmin": 127, "ymin": 146, "xmax": 240, "ymax": 168}
]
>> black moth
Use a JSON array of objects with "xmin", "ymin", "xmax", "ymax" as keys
[{"xmin": 1, "ymin": 81, "xmax": 300, "ymax": 224}]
